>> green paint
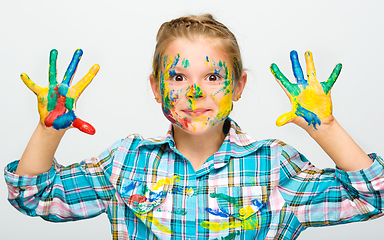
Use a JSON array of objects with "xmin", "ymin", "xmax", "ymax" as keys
[
  {"xmin": 213, "ymin": 230, "xmax": 240, "ymax": 240},
  {"xmin": 157, "ymin": 208, "xmax": 187, "ymax": 215},
  {"xmin": 321, "ymin": 63, "xmax": 342, "ymax": 95},
  {"xmin": 163, "ymin": 55, "xmax": 168, "ymax": 69},
  {"xmin": 181, "ymin": 58, "xmax": 190, "ymax": 68},
  {"xmin": 270, "ymin": 63, "xmax": 301, "ymax": 97},
  {"xmin": 47, "ymin": 49, "xmax": 58, "ymax": 111},
  {"xmin": 65, "ymin": 97, "xmax": 75, "ymax": 110},
  {"xmin": 192, "ymin": 84, "xmax": 203, "ymax": 98},
  {"xmin": 209, "ymin": 193, "xmax": 238, "ymax": 206}
]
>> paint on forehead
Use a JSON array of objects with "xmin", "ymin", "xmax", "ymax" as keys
[
  {"xmin": 162, "ymin": 54, "xmax": 181, "ymax": 80},
  {"xmin": 206, "ymin": 56, "xmax": 232, "ymax": 80},
  {"xmin": 181, "ymin": 58, "xmax": 190, "ymax": 68}
]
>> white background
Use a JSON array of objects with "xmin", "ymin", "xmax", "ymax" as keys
[{"xmin": 1, "ymin": 0, "xmax": 383, "ymax": 239}]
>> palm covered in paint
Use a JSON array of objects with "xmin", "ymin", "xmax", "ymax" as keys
[
  {"xmin": 21, "ymin": 49, "xmax": 99, "ymax": 135},
  {"xmin": 270, "ymin": 50, "xmax": 342, "ymax": 130}
]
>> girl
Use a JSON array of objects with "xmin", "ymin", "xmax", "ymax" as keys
[{"xmin": 5, "ymin": 14, "xmax": 384, "ymax": 240}]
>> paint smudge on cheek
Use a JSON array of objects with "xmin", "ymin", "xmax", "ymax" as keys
[
  {"xmin": 210, "ymin": 78, "xmax": 233, "ymax": 125},
  {"xmin": 158, "ymin": 54, "xmax": 194, "ymax": 130}
]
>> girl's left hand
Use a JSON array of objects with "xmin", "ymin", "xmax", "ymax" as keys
[{"xmin": 270, "ymin": 50, "xmax": 342, "ymax": 131}]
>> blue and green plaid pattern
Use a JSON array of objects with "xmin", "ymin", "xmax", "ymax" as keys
[{"xmin": 5, "ymin": 118, "xmax": 384, "ymax": 239}]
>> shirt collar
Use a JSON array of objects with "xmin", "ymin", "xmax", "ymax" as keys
[{"xmin": 138, "ymin": 118, "xmax": 263, "ymax": 160}]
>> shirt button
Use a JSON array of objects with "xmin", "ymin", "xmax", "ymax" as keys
[
  {"xmin": 239, "ymin": 207, "xmax": 247, "ymax": 216},
  {"xmin": 187, "ymin": 189, "xmax": 194, "ymax": 196}
]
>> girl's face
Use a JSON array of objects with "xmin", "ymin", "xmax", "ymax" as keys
[{"xmin": 151, "ymin": 38, "xmax": 246, "ymax": 135}]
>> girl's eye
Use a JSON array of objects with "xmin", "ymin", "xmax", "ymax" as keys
[
  {"xmin": 172, "ymin": 74, "xmax": 185, "ymax": 81},
  {"xmin": 207, "ymin": 74, "xmax": 221, "ymax": 81}
]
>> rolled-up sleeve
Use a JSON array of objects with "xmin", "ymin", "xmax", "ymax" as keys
[
  {"xmin": 4, "ymin": 140, "xmax": 121, "ymax": 222},
  {"xmin": 278, "ymin": 143, "xmax": 384, "ymax": 227}
]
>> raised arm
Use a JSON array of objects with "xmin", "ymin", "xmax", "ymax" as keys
[
  {"xmin": 16, "ymin": 49, "xmax": 99, "ymax": 176},
  {"xmin": 270, "ymin": 50, "xmax": 372, "ymax": 171}
]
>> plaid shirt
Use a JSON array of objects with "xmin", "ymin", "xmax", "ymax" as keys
[{"xmin": 5, "ymin": 118, "xmax": 384, "ymax": 239}]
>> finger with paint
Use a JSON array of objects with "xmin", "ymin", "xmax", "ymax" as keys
[
  {"xmin": 21, "ymin": 49, "xmax": 99, "ymax": 135},
  {"xmin": 270, "ymin": 50, "xmax": 342, "ymax": 130}
]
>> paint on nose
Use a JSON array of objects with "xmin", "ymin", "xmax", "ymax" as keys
[{"xmin": 187, "ymin": 83, "xmax": 204, "ymax": 98}]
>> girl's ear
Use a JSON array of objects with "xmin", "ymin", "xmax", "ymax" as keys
[
  {"xmin": 150, "ymin": 74, "xmax": 162, "ymax": 103},
  {"xmin": 233, "ymin": 72, "xmax": 247, "ymax": 101}
]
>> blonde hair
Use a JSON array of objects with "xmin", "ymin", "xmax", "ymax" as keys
[{"xmin": 152, "ymin": 14, "xmax": 243, "ymax": 82}]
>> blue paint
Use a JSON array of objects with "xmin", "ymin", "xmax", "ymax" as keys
[
  {"xmin": 290, "ymin": 50, "xmax": 308, "ymax": 88},
  {"xmin": 122, "ymin": 182, "xmax": 137, "ymax": 195},
  {"xmin": 214, "ymin": 69, "xmax": 220, "ymax": 75},
  {"xmin": 170, "ymin": 54, "xmax": 180, "ymax": 69},
  {"xmin": 295, "ymin": 103, "xmax": 321, "ymax": 129},
  {"xmin": 171, "ymin": 186, "xmax": 184, "ymax": 194},
  {"xmin": 52, "ymin": 110, "xmax": 76, "ymax": 130},
  {"xmin": 206, "ymin": 56, "xmax": 209, "ymax": 63},
  {"xmin": 251, "ymin": 199, "xmax": 264, "ymax": 208},
  {"xmin": 62, "ymin": 49, "xmax": 83, "ymax": 85},
  {"xmin": 148, "ymin": 191, "xmax": 166, "ymax": 202},
  {"xmin": 58, "ymin": 84, "xmax": 69, "ymax": 96},
  {"xmin": 204, "ymin": 208, "xmax": 229, "ymax": 218},
  {"xmin": 169, "ymin": 70, "xmax": 176, "ymax": 76}
]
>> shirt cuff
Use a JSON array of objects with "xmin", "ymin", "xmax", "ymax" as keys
[
  {"xmin": 4, "ymin": 159, "xmax": 57, "ymax": 188},
  {"xmin": 335, "ymin": 153, "xmax": 384, "ymax": 184}
]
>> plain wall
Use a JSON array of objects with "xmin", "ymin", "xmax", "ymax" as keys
[{"xmin": 1, "ymin": 0, "xmax": 383, "ymax": 239}]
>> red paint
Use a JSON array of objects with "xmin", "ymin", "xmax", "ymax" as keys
[
  {"xmin": 128, "ymin": 194, "xmax": 147, "ymax": 207},
  {"xmin": 73, "ymin": 118, "xmax": 96, "ymax": 135},
  {"xmin": 45, "ymin": 95, "xmax": 66, "ymax": 127},
  {"xmin": 179, "ymin": 116, "xmax": 191, "ymax": 129}
]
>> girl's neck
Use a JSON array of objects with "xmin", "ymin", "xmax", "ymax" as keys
[{"xmin": 172, "ymin": 122, "xmax": 226, "ymax": 171}]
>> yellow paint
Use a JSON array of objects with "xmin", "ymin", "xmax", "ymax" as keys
[
  {"xmin": 200, "ymin": 214, "xmax": 260, "ymax": 232},
  {"xmin": 152, "ymin": 175, "xmax": 180, "ymax": 191},
  {"xmin": 135, "ymin": 212, "xmax": 173, "ymax": 234},
  {"xmin": 21, "ymin": 73, "xmax": 50, "ymax": 123},
  {"xmin": 186, "ymin": 188, "xmax": 194, "ymax": 196},
  {"xmin": 20, "ymin": 61, "xmax": 99, "ymax": 126},
  {"xmin": 275, "ymin": 51, "xmax": 333, "ymax": 127},
  {"xmin": 238, "ymin": 205, "xmax": 255, "ymax": 220},
  {"xmin": 211, "ymin": 85, "xmax": 233, "ymax": 125},
  {"xmin": 239, "ymin": 208, "xmax": 247, "ymax": 216},
  {"xmin": 70, "ymin": 64, "xmax": 100, "ymax": 98},
  {"xmin": 201, "ymin": 220, "xmax": 243, "ymax": 231},
  {"xmin": 164, "ymin": 55, "xmax": 174, "ymax": 81}
]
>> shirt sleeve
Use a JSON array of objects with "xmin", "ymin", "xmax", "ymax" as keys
[
  {"xmin": 277, "ymin": 142, "xmax": 384, "ymax": 227},
  {"xmin": 3, "ymin": 139, "xmax": 123, "ymax": 223}
]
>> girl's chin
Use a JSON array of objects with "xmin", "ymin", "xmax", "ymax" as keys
[{"xmin": 174, "ymin": 118, "xmax": 224, "ymax": 134}]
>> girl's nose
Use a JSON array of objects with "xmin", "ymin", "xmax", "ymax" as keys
[{"xmin": 186, "ymin": 83, "xmax": 205, "ymax": 99}]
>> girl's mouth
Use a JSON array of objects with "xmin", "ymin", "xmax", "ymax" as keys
[{"xmin": 182, "ymin": 108, "xmax": 210, "ymax": 116}]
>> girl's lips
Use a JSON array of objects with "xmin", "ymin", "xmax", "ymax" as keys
[{"xmin": 182, "ymin": 108, "xmax": 210, "ymax": 116}]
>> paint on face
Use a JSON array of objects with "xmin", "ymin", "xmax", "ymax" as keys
[
  {"xmin": 158, "ymin": 54, "xmax": 235, "ymax": 133},
  {"xmin": 181, "ymin": 58, "xmax": 190, "ymax": 68}
]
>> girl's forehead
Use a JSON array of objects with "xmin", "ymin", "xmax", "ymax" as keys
[{"xmin": 162, "ymin": 38, "xmax": 230, "ymax": 64}]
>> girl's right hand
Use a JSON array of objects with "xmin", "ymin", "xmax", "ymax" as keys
[{"xmin": 20, "ymin": 49, "xmax": 99, "ymax": 135}]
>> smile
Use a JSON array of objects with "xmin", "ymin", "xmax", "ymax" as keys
[{"xmin": 182, "ymin": 108, "xmax": 211, "ymax": 116}]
